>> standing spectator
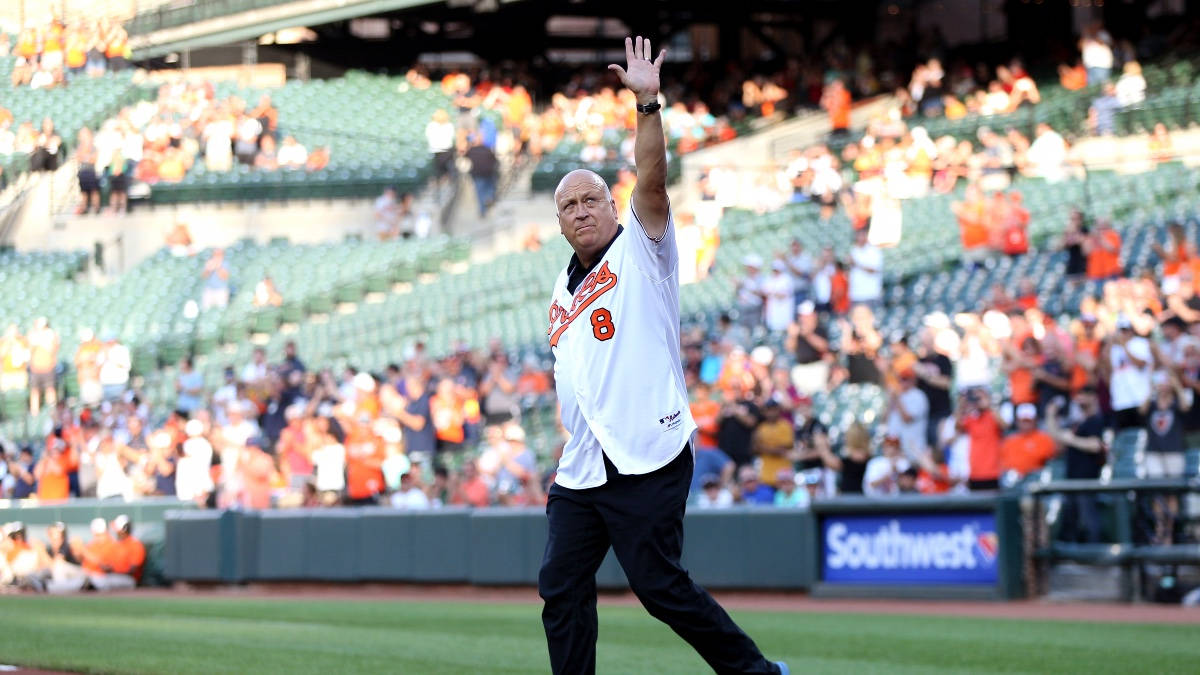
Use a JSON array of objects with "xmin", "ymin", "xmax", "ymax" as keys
[
  {"xmin": 390, "ymin": 371, "xmax": 436, "ymax": 464},
  {"xmin": 751, "ymin": 401, "xmax": 794, "ymax": 489},
  {"xmin": 75, "ymin": 329, "xmax": 104, "ymax": 407},
  {"xmin": 1046, "ymin": 392, "xmax": 1105, "ymax": 542},
  {"xmin": 98, "ymin": 334, "xmax": 131, "ymax": 402},
  {"xmin": 689, "ymin": 381, "xmax": 734, "ymax": 494},
  {"xmin": 1084, "ymin": 218, "xmax": 1122, "ymax": 281},
  {"xmin": 1079, "ymin": 22, "xmax": 1114, "ymax": 84},
  {"xmin": 886, "ymin": 369, "xmax": 929, "ymax": 462},
  {"xmin": 309, "ymin": 417, "xmax": 346, "ymax": 501},
  {"xmin": 201, "ymin": 248, "xmax": 232, "ymax": 310},
  {"xmin": 716, "ymin": 387, "xmax": 759, "ymax": 469},
  {"xmin": 8, "ymin": 447, "xmax": 37, "ymax": 499},
  {"xmin": 785, "ymin": 302, "xmax": 831, "ymax": 396},
  {"xmin": 1000, "ymin": 403, "xmax": 1057, "ymax": 479},
  {"xmin": 837, "ymin": 423, "xmax": 872, "ymax": 496},
  {"xmin": 494, "ymin": 423, "xmax": 537, "ymax": 502},
  {"xmin": 465, "ymin": 134, "xmax": 499, "ymax": 216},
  {"xmin": 733, "ymin": 255, "xmax": 765, "ymax": 327},
  {"xmin": 761, "ymin": 260, "xmax": 795, "ymax": 333},
  {"xmin": 1114, "ymin": 61, "xmax": 1146, "ymax": 107},
  {"xmin": 479, "ymin": 353, "xmax": 519, "ymax": 424},
  {"xmin": 27, "ymin": 317, "xmax": 59, "ymax": 415},
  {"xmin": 915, "ymin": 326, "xmax": 953, "ymax": 449},
  {"xmin": 1106, "ymin": 315, "xmax": 1153, "ymax": 429},
  {"xmin": 783, "ymin": 239, "xmax": 814, "ymax": 305},
  {"xmin": 426, "ymin": 109, "xmax": 456, "ymax": 186},
  {"xmin": 820, "ymin": 79, "xmax": 852, "ymax": 136},
  {"xmin": 75, "ymin": 126, "xmax": 101, "ymax": 215},
  {"xmin": 344, "ymin": 422, "xmax": 385, "ymax": 506},
  {"xmin": 864, "ymin": 435, "xmax": 909, "ymax": 497},
  {"xmin": 847, "ymin": 227, "xmax": 883, "ymax": 307},
  {"xmin": 374, "ymin": 187, "xmax": 402, "ymax": 239},
  {"xmin": 958, "ymin": 389, "xmax": 1003, "ymax": 491},
  {"xmin": 1024, "ymin": 123, "xmax": 1068, "ymax": 182},
  {"xmin": 0, "ymin": 325, "xmax": 29, "ymax": 396},
  {"xmin": 175, "ymin": 357, "xmax": 205, "ymax": 415},
  {"xmin": 34, "ymin": 437, "xmax": 74, "ymax": 502}
]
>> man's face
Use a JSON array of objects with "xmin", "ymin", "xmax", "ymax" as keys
[{"xmin": 556, "ymin": 171, "xmax": 618, "ymax": 259}]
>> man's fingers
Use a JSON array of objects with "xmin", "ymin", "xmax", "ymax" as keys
[
  {"xmin": 608, "ymin": 64, "xmax": 628, "ymax": 84},
  {"xmin": 642, "ymin": 37, "xmax": 651, "ymax": 60},
  {"xmin": 624, "ymin": 36, "xmax": 635, "ymax": 64},
  {"xmin": 653, "ymin": 48, "xmax": 667, "ymax": 68},
  {"xmin": 634, "ymin": 36, "xmax": 643, "ymax": 62}
]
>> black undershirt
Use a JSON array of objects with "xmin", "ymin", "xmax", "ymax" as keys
[{"xmin": 566, "ymin": 225, "xmax": 624, "ymax": 294}]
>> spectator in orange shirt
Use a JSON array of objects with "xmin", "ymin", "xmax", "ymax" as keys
[
  {"xmin": 34, "ymin": 436, "xmax": 75, "ymax": 501},
  {"xmin": 451, "ymin": 460, "xmax": 492, "ymax": 507},
  {"xmin": 820, "ymin": 79, "xmax": 852, "ymax": 135},
  {"xmin": 343, "ymin": 421, "xmax": 385, "ymax": 505},
  {"xmin": 79, "ymin": 518, "xmax": 123, "ymax": 589},
  {"xmin": 829, "ymin": 261, "xmax": 850, "ymax": 315},
  {"xmin": 953, "ymin": 185, "xmax": 990, "ymax": 266},
  {"xmin": 515, "ymin": 358, "xmax": 551, "ymax": 398},
  {"xmin": 1001, "ymin": 192, "xmax": 1030, "ymax": 257},
  {"xmin": 957, "ymin": 389, "xmax": 1003, "ymax": 491},
  {"xmin": 109, "ymin": 515, "xmax": 145, "ymax": 583},
  {"xmin": 1004, "ymin": 336, "xmax": 1040, "ymax": 408},
  {"xmin": 1084, "ymin": 219, "xmax": 1122, "ymax": 281},
  {"xmin": 1058, "ymin": 62, "xmax": 1088, "ymax": 91},
  {"xmin": 1153, "ymin": 222, "xmax": 1195, "ymax": 295},
  {"xmin": 237, "ymin": 439, "xmax": 275, "ymax": 510},
  {"xmin": 1015, "ymin": 278, "xmax": 1039, "ymax": 311},
  {"xmin": 1001, "ymin": 404, "xmax": 1058, "ymax": 477},
  {"xmin": 431, "ymin": 377, "xmax": 466, "ymax": 452}
]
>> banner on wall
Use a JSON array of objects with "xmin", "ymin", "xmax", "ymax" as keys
[{"xmin": 821, "ymin": 512, "xmax": 999, "ymax": 585}]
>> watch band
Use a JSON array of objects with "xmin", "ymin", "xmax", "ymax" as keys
[{"xmin": 636, "ymin": 100, "xmax": 662, "ymax": 116}]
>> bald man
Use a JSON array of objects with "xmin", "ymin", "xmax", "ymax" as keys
[{"xmin": 538, "ymin": 36, "xmax": 787, "ymax": 675}]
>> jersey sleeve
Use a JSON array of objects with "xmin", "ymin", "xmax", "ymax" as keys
[{"xmin": 628, "ymin": 203, "xmax": 678, "ymax": 283}]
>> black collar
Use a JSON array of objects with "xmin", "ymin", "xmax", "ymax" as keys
[{"xmin": 566, "ymin": 224, "xmax": 623, "ymax": 294}]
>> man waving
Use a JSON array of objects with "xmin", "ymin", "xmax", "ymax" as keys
[{"xmin": 538, "ymin": 36, "xmax": 788, "ymax": 675}]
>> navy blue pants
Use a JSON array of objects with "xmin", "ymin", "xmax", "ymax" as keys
[{"xmin": 538, "ymin": 448, "xmax": 778, "ymax": 675}]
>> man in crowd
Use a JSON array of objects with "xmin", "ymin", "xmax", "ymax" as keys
[{"xmin": 1000, "ymin": 403, "xmax": 1057, "ymax": 479}]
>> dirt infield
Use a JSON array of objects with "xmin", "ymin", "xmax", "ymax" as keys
[{"xmin": 112, "ymin": 583, "xmax": 1200, "ymax": 624}]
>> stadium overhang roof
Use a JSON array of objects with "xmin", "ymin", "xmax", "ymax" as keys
[{"xmin": 130, "ymin": 0, "xmax": 440, "ymax": 59}]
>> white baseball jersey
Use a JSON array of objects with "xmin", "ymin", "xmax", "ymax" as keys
[{"xmin": 547, "ymin": 208, "xmax": 697, "ymax": 489}]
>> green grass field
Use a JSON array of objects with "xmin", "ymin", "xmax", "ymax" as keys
[{"xmin": 0, "ymin": 595, "xmax": 1196, "ymax": 674}]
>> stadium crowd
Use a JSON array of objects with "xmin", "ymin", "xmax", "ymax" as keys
[{"xmin": 5, "ymin": 18, "xmax": 130, "ymax": 89}]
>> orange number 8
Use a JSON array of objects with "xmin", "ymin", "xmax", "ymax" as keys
[{"xmin": 590, "ymin": 308, "xmax": 615, "ymax": 341}]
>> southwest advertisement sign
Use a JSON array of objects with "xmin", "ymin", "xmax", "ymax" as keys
[{"xmin": 822, "ymin": 512, "xmax": 999, "ymax": 585}]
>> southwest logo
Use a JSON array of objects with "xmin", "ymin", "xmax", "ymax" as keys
[
  {"xmin": 975, "ymin": 532, "xmax": 998, "ymax": 563},
  {"xmin": 547, "ymin": 261, "xmax": 618, "ymax": 347}
]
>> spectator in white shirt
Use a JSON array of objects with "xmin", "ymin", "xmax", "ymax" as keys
[
  {"xmin": 1114, "ymin": 61, "xmax": 1146, "ymax": 107},
  {"xmin": 276, "ymin": 135, "xmax": 308, "ymax": 169},
  {"xmin": 1079, "ymin": 22, "xmax": 1114, "ymax": 85},
  {"xmin": 240, "ymin": 347, "xmax": 269, "ymax": 386},
  {"xmin": 848, "ymin": 228, "xmax": 884, "ymax": 306},
  {"xmin": 886, "ymin": 369, "xmax": 930, "ymax": 462},
  {"xmin": 734, "ymin": 255, "xmax": 766, "ymax": 327},
  {"xmin": 1108, "ymin": 315, "xmax": 1153, "ymax": 429},
  {"xmin": 390, "ymin": 471, "xmax": 432, "ymax": 509},
  {"xmin": 761, "ymin": 260, "xmax": 796, "ymax": 333},
  {"xmin": 97, "ymin": 335, "xmax": 131, "ymax": 402},
  {"xmin": 784, "ymin": 239, "xmax": 814, "ymax": 304},
  {"xmin": 695, "ymin": 474, "xmax": 734, "ymax": 508},
  {"xmin": 863, "ymin": 435, "xmax": 911, "ymax": 497},
  {"xmin": 176, "ymin": 420, "xmax": 214, "ymax": 502},
  {"xmin": 1024, "ymin": 123, "xmax": 1068, "ymax": 182}
]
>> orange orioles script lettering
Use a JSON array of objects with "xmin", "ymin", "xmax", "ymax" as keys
[{"xmin": 548, "ymin": 261, "xmax": 619, "ymax": 347}]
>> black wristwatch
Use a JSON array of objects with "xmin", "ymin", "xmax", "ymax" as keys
[{"xmin": 636, "ymin": 99, "xmax": 662, "ymax": 116}]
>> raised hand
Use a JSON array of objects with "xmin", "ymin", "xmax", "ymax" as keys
[{"xmin": 608, "ymin": 36, "xmax": 666, "ymax": 103}]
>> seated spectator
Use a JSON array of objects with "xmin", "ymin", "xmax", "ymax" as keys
[
  {"xmin": 1, "ymin": 522, "xmax": 48, "ymax": 591},
  {"xmin": 695, "ymin": 473, "xmax": 733, "ymax": 508},
  {"xmin": 80, "ymin": 518, "xmax": 133, "ymax": 591},
  {"xmin": 390, "ymin": 470, "xmax": 431, "ymax": 509},
  {"xmin": 254, "ymin": 135, "xmax": 279, "ymax": 171},
  {"xmin": 277, "ymin": 136, "xmax": 308, "ymax": 169},
  {"xmin": 306, "ymin": 145, "xmax": 330, "ymax": 172},
  {"xmin": 864, "ymin": 435, "xmax": 909, "ymax": 497},
  {"xmin": 1089, "ymin": 83, "xmax": 1121, "ymax": 136},
  {"xmin": 736, "ymin": 465, "xmax": 775, "ymax": 505},
  {"xmin": 253, "ymin": 276, "xmax": 283, "ymax": 308},
  {"xmin": 772, "ymin": 468, "xmax": 809, "ymax": 507}
]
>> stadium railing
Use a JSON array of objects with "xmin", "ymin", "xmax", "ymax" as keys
[{"xmin": 1028, "ymin": 476, "xmax": 1200, "ymax": 601}]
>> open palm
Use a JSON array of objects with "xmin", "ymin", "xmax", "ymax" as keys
[{"xmin": 609, "ymin": 36, "xmax": 665, "ymax": 100}]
